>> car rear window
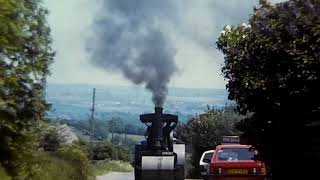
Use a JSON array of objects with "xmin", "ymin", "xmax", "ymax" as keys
[
  {"xmin": 217, "ymin": 148, "xmax": 254, "ymax": 161},
  {"xmin": 204, "ymin": 152, "xmax": 213, "ymax": 161}
]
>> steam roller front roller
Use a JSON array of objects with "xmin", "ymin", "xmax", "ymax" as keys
[{"xmin": 134, "ymin": 107, "xmax": 185, "ymax": 180}]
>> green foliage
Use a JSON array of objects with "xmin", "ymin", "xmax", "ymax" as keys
[
  {"xmin": 28, "ymin": 144, "xmax": 94, "ymax": 180},
  {"xmin": 176, "ymin": 106, "xmax": 241, "ymax": 178},
  {"xmin": 33, "ymin": 153, "xmax": 79, "ymax": 180},
  {"xmin": 108, "ymin": 117, "xmax": 124, "ymax": 143},
  {"xmin": 57, "ymin": 144, "xmax": 93, "ymax": 180},
  {"xmin": 0, "ymin": 0, "xmax": 54, "ymax": 177},
  {"xmin": 1, "ymin": 126, "xmax": 46, "ymax": 178},
  {"xmin": 91, "ymin": 160, "xmax": 133, "ymax": 176},
  {"xmin": 217, "ymin": 0, "xmax": 320, "ymax": 178},
  {"xmin": 91, "ymin": 142, "xmax": 130, "ymax": 161},
  {"xmin": 0, "ymin": 144, "xmax": 94, "ymax": 180},
  {"xmin": 40, "ymin": 126, "xmax": 65, "ymax": 152},
  {"xmin": 0, "ymin": 165, "xmax": 11, "ymax": 180},
  {"xmin": 24, "ymin": 151, "xmax": 88, "ymax": 180}
]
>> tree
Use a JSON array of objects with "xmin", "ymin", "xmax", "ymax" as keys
[
  {"xmin": 92, "ymin": 120, "xmax": 109, "ymax": 140},
  {"xmin": 123, "ymin": 124, "xmax": 135, "ymax": 144},
  {"xmin": 108, "ymin": 117, "xmax": 124, "ymax": 143},
  {"xmin": 217, "ymin": 0, "xmax": 320, "ymax": 178},
  {"xmin": 176, "ymin": 107, "xmax": 241, "ymax": 178},
  {"xmin": 0, "ymin": 0, "xmax": 54, "ymax": 176}
]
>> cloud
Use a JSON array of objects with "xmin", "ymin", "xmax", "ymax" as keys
[{"xmin": 44, "ymin": 0, "xmax": 285, "ymax": 89}]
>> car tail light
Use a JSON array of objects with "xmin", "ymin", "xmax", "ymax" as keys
[
  {"xmin": 255, "ymin": 161, "xmax": 267, "ymax": 175},
  {"xmin": 261, "ymin": 166, "xmax": 266, "ymax": 175},
  {"xmin": 210, "ymin": 165, "xmax": 223, "ymax": 174}
]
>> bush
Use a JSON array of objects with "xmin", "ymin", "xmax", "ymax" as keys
[
  {"xmin": 26, "ymin": 152, "xmax": 80, "ymax": 180},
  {"xmin": 57, "ymin": 144, "xmax": 93, "ymax": 180},
  {"xmin": 91, "ymin": 142, "xmax": 130, "ymax": 162},
  {"xmin": 0, "ymin": 147, "xmax": 94, "ymax": 180},
  {"xmin": 0, "ymin": 166, "xmax": 11, "ymax": 180},
  {"xmin": 40, "ymin": 126, "xmax": 65, "ymax": 152}
]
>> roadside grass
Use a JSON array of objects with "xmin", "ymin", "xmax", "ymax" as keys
[
  {"xmin": 28, "ymin": 151, "xmax": 95, "ymax": 180},
  {"xmin": 92, "ymin": 160, "xmax": 133, "ymax": 176},
  {"xmin": 31, "ymin": 152, "xmax": 80, "ymax": 180},
  {"xmin": 0, "ymin": 151, "xmax": 95, "ymax": 180}
]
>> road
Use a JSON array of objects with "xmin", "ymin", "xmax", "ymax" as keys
[
  {"xmin": 96, "ymin": 172, "xmax": 133, "ymax": 180},
  {"xmin": 96, "ymin": 172, "xmax": 201, "ymax": 180}
]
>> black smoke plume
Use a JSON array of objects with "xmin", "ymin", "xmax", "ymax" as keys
[{"xmin": 86, "ymin": 0, "xmax": 177, "ymax": 107}]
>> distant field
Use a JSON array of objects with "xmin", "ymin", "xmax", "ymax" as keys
[
  {"xmin": 73, "ymin": 128, "xmax": 145, "ymax": 144},
  {"xmin": 107, "ymin": 133, "xmax": 145, "ymax": 143}
]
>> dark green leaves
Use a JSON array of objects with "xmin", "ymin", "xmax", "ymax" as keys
[
  {"xmin": 217, "ymin": 0, "xmax": 320, "ymax": 177},
  {"xmin": 0, "ymin": 0, "xmax": 54, "ymax": 177}
]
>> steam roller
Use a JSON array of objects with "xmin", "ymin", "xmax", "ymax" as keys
[{"xmin": 134, "ymin": 107, "xmax": 185, "ymax": 180}]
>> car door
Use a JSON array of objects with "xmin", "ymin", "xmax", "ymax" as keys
[{"xmin": 199, "ymin": 150, "xmax": 215, "ymax": 177}]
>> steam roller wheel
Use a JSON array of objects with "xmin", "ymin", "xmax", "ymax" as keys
[
  {"xmin": 175, "ymin": 166, "xmax": 185, "ymax": 180},
  {"xmin": 134, "ymin": 167, "xmax": 141, "ymax": 180}
]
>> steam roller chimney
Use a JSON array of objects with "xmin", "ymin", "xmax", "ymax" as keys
[{"xmin": 153, "ymin": 106, "xmax": 164, "ymax": 149}]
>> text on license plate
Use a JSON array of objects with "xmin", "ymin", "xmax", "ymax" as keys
[{"xmin": 227, "ymin": 169, "xmax": 249, "ymax": 175}]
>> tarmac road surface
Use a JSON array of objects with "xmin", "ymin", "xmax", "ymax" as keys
[
  {"xmin": 96, "ymin": 172, "xmax": 133, "ymax": 180},
  {"xmin": 96, "ymin": 171, "xmax": 201, "ymax": 180}
]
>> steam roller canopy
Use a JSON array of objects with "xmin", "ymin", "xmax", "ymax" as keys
[{"xmin": 140, "ymin": 107, "xmax": 178, "ymax": 150}]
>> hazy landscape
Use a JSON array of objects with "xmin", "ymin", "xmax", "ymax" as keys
[{"xmin": 46, "ymin": 84, "xmax": 230, "ymax": 123}]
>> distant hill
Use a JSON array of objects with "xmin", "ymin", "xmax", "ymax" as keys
[{"xmin": 46, "ymin": 84, "xmax": 230, "ymax": 123}]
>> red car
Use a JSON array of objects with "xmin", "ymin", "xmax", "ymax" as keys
[{"xmin": 209, "ymin": 144, "xmax": 266, "ymax": 180}]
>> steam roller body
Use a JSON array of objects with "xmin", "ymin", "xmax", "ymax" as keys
[{"xmin": 134, "ymin": 107, "xmax": 185, "ymax": 180}]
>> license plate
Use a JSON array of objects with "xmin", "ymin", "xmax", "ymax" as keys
[{"xmin": 227, "ymin": 169, "xmax": 249, "ymax": 175}]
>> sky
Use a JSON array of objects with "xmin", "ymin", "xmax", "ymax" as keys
[{"xmin": 44, "ymin": 0, "xmax": 285, "ymax": 89}]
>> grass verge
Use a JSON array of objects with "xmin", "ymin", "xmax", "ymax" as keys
[
  {"xmin": 27, "ymin": 151, "xmax": 95, "ymax": 180},
  {"xmin": 92, "ymin": 160, "xmax": 133, "ymax": 176}
]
